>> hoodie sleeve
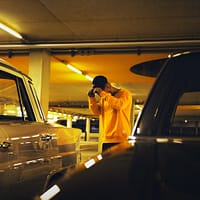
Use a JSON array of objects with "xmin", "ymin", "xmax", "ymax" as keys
[
  {"xmin": 88, "ymin": 96, "xmax": 101, "ymax": 115},
  {"xmin": 100, "ymin": 89, "xmax": 132, "ymax": 110}
]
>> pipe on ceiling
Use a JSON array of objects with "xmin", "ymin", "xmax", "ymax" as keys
[
  {"xmin": 0, "ymin": 40, "xmax": 200, "ymax": 57},
  {"xmin": 0, "ymin": 39, "xmax": 200, "ymax": 50}
]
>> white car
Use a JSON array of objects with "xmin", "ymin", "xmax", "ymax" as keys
[{"xmin": 0, "ymin": 59, "xmax": 81, "ymax": 200}]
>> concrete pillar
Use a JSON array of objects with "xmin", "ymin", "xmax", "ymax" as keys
[
  {"xmin": 67, "ymin": 115, "xmax": 72, "ymax": 128},
  {"xmin": 86, "ymin": 118, "xmax": 90, "ymax": 141},
  {"xmin": 98, "ymin": 117, "xmax": 103, "ymax": 153},
  {"xmin": 29, "ymin": 50, "xmax": 50, "ymax": 118}
]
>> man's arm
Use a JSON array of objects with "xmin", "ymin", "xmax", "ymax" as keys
[
  {"xmin": 88, "ymin": 97, "xmax": 101, "ymax": 115},
  {"xmin": 100, "ymin": 90, "xmax": 132, "ymax": 110},
  {"xmin": 88, "ymin": 89, "xmax": 101, "ymax": 115}
]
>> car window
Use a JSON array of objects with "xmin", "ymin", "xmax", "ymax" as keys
[
  {"xmin": 0, "ymin": 71, "xmax": 33, "ymax": 121},
  {"xmin": 28, "ymin": 80, "xmax": 46, "ymax": 121},
  {"xmin": 0, "ymin": 77, "xmax": 27, "ymax": 119},
  {"xmin": 170, "ymin": 91, "xmax": 200, "ymax": 136}
]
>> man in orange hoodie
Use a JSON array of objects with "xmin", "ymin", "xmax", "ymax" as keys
[{"xmin": 88, "ymin": 75, "xmax": 132, "ymax": 151}]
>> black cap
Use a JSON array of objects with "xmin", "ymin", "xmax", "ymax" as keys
[{"xmin": 92, "ymin": 75, "xmax": 108, "ymax": 89}]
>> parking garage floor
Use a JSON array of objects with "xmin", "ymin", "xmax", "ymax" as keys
[{"xmin": 79, "ymin": 141, "xmax": 99, "ymax": 163}]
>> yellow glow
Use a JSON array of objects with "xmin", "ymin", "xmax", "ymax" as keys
[
  {"xmin": 128, "ymin": 135, "xmax": 136, "ymax": 140},
  {"xmin": 40, "ymin": 185, "xmax": 60, "ymax": 200},
  {"xmin": 172, "ymin": 139, "xmax": 183, "ymax": 144},
  {"xmin": 128, "ymin": 136, "xmax": 136, "ymax": 145},
  {"xmin": 97, "ymin": 154, "xmax": 103, "ymax": 160},
  {"xmin": 156, "ymin": 138, "xmax": 169, "ymax": 143},
  {"xmin": 11, "ymin": 137, "xmax": 20, "ymax": 140},
  {"xmin": 50, "ymin": 155, "xmax": 62, "ymax": 159},
  {"xmin": 84, "ymin": 74, "xmax": 93, "ymax": 81},
  {"xmin": 135, "ymin": 105, "xmax": 143, "ymax": 110},
  {"xmin": 65, "ymin": 63, "xmax": 93, "ymax": 82},
  {"xmin": 32, "ymin": 134, "xmax": 40, "ymax": 138},
  {"xmin": 173, "ymin": 51, "xmax": 190, "ymax": 57},
  {"xmin": 13, "ymin": 163, "xmax": 22, "ymax": 167},
  {"xmin": 37, "ymin": 158, "xmax": 45, "ymax": 162},
  {"xmin": 0, "ymin": 23, "xmax": 23, "ymax": 39},
  {"xmin": 66, "ymin": 64, "xmax": 82, "ymax": 74},
  {"xmin": 177, "ymin": 105, "xmax": 200, "ymax": 110},
  {"xmin": 26, "ymin": 159, "xmax": 37, "ymax": 164},
  {"xmin": 84, "ymin": 158, "xmax": 95, "ymax": 168},
  {"xmin": 136, "ymin": 127, "xmax": 140, "ymax": 134},
  {"xmin": 129, "ymin": 140, "xmax": 136, "ymax": 146},
  {"xmin": 21, "ymin": 136, "xmax": 30, "ymax": 139}
]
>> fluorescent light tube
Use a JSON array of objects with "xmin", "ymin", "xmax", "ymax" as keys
[
  {"xmin": 84, "ymin": 74, "xmax": 93, "ymax": 81},
  {"xmin": 66, "ymin": 63, "xmax": 93, "ymax": 81},
  {"xmin": 66, "ymin": 64, "xmax": 82, "ymax": 74},
  {"xmin": 0, "ymin": 23, "xmax": 23, "ymax": 39}
]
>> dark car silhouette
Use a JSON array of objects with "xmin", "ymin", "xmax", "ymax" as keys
[{"xmin": 37, "ymin": 51, "xmax": 200, "ymax": 200}]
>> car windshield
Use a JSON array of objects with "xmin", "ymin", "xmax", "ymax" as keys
[{"xmin": 133, "ymin": 52, "xmax": 200, "ymax": 137}]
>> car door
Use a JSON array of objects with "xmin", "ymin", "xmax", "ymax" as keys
[
  {"xmin": 0, "ymin": 69, "xmax": 57, "ymax": 199},
  {"xmin": 0, "ymin": 125, "xmax": 19, "ymax": 194},
  {"xmin": 156, "ymin": 91, "xmax": 200, "ymax": 200},
  {"xmin": 130, "ymin": 53, "xmax": 200, "ymax": 200}
]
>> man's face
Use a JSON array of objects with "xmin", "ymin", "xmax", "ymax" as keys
[{"xmin": 101, "ymin": 83, "xmax": 112, "ymax": 94}]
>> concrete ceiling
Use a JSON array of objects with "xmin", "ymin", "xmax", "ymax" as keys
[{"xmin": 0, "ymin": 0, "xmax": 200, "ymax": 115}]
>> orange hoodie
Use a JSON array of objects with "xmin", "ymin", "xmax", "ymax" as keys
[{"xmin": 88, "ymin": 88, "xmax": 132, "ymax": 143}]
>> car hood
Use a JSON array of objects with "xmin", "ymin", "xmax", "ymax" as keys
[{"xmin": 0, "ymin": 121, "xmax": 81, "ymax": 144}]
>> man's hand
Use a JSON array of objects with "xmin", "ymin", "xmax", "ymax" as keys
[
  {"xmin": 93, "ymin": 87, "xmax": 103, "ymax": 95},
  {"xmin": 88, "ymin": 89, "xmax": 95, "ymax": 97}
]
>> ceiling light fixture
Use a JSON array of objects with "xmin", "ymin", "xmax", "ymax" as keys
[
  {"xmin": 84, "ymin": 74, "xmax": 93, "ymax": 81},
  {"xmin": 0, "ymin": 23, "xmax": 23, "ymax": 39},
  {"xmin": 53, "ymin": 56, "xmax": 93, "ymax": 82},
  {"xmin": 66, "ymin": 63, "xmax": 93, "ymax": 81},
  {"xmin": 66, "ymin": 64, "xmax": 82, "ymax": 74}
]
